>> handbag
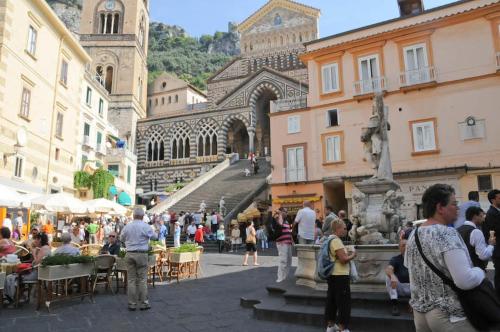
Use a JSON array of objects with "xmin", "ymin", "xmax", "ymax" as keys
[{"xmin": 414, "ymin": 227, "xmax": 500, "ymax": 331}]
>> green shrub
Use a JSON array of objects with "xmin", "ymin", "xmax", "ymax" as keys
[
  {"xmin": 41, "ymin": 254, "xmax": 95, "ymax": 267},
  {"xmin": 173, "ymin": 243, "xmax": 199, "ymax": 253}
]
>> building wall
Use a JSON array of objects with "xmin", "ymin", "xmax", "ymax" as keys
[
  {"xmin": 0, "ymin": 0, "xmax": 90, "ymax": 194},
  {"xmin": 271, "ymin": 1, "xmax": 500, "ymax": 218}
]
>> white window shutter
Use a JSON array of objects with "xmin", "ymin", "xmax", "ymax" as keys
[{"xmin": 322, "ymin": 66, "xmax": 331, "ymax": 93}]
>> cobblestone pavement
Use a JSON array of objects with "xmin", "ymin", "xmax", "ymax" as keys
[{"xmin": 0, "ymin": 250, "xmax": 327, "ymax": 332}]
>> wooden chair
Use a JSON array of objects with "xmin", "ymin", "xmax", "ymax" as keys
[
  {"xmin": 80, "ymin": 244, "xmax": 102, "ymax": 257},
  {"xmin": 92, "ymin": 255, "xmax": 116, "ymax": 294}
]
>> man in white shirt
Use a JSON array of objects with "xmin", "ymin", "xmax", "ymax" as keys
[
  {"xmin": 2, "ymin": 213, "xmax": 13, "ymax": 232},
  {"xmin": 186, "ymin": 221, "xmax": 197, "ymax": 242},
  {"xmin": 457, "ymin": 206, "xmax": 496, "ymax": 271},
  {"xmin": 294, "ymin": 201, "xmax": 316, "ymax": 244}
]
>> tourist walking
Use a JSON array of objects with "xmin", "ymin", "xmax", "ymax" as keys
[
  {"xmin": 457, "ymin": 206, "xmax": 495, "ymax": 270},
  {"xmin": 324, "ymin": 219, "xmax": 356, "ymax": 332},
  {"xmin": 256, "ymin": 225, "xmax": 268, "ymax": 250},
  {"xmin": 275, "ymin": 209, "xmax": 293, "ymax": 283},
  {"xmin": 173, "ymin": 221, "xmax": 181, "ymax": 248},
  {"xmin": 120, "ymin": 208, "xmax": 156, "ymax": 311},
  {"xmin": 216, "ymin": 224, "xmax": 225, "ymax": 253},
  {"xmin": 211, "ymin": 211, "xmax": 218, "ymax": 234},
  {"xmin": 195, "ymin": 225, "xmax": 204, "ymax": 245},
  {"xmin": 483, "ymin": 189, "xmax": 500, "ymax": 298},
  {"xmin": 87, "ymin": 220, "xmax": 99, "ymax": 244},
  {"xmin": 294, "ymin": 201, "xmax": 316, "ymax": 244},
  {"xmin": 230, "ymin": 224, "xmax": 241, "ymax": 252},
  {"xmin": 405, "ymin": 184, "xmax": 484, "ymax": 331},
  {"xmin": 243, "ymin": 220, "xmax": 259, "ymax": 266}
]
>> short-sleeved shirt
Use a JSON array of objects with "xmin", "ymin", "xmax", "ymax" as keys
[
  {"xmin": 405, "ymin": 224, "xmax": 469, "ymax": 317},
  {"xmin": 295, "ymin": 207, "xmax": 316, "ymax": 240},
  {"xmin": 87, "ymin": 223, "xmax": 99, "ymax": 234},
  {"xmin": 329, "ymin": 238, "xmax": 349, "ymax": 276},
  {"xmin": 389, "ymin": 254, "xmax": 409, "ymax": 284}
]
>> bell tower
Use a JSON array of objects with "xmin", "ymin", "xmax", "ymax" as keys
[{"xmin": 79, "ymin": 0, "xmax": 149, "ymax": 151}]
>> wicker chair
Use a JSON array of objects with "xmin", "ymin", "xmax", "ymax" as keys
[
  {"xmin": 14, "ymin": 264, "xmax": 39, "ymax": 308},
  {"xmin": 14, "ymin": 245, "xmax": 29, "ymax": 258},
  {"xmin": 92, "ymin": 255, "xmax": 116, "ymax": 294}
]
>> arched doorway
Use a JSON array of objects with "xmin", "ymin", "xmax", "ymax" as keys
[
  {"xmin": 253, "ymin": 89, "xmax": 277, "ymax": 156},
  {"xmin": 225, "ymin": 119, "xmax": 249, "ymax": 158}
]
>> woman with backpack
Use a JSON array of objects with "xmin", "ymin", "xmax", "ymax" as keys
[{"xmin": 325, "ymin": 219, "xmax": 356, "ymax": 332}]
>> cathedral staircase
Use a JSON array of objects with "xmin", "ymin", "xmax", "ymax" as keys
[{"xmin": 167, "ymin": 158, "xmax": 270, "ymax": 220}]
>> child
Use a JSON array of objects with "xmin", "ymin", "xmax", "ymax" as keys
[{"xmin": 256, "ymin": 225, "xmax": 268, "ymax": 250}]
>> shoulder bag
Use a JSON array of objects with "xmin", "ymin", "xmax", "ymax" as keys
[{"xmin": 414, "ymin": 227, "xmax": 500, "ymax": 331}]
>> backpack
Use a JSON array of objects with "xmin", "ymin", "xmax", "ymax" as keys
[
  {"xmin": 266, "ymin": 214, "xmax": 283, "ymax": 241},
  {"xmin": 317, "ymin": 236, "xmax": 337, "ymax": 280}
]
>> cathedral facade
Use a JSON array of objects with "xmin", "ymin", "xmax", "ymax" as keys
[{"xmin": 136, "ymin": 0, "xmax": 320, "ymax": 196}]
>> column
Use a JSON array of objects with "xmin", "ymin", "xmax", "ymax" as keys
[{"xmin": 248, "ymin": 128, "xmax": 255, "ymax": 154}]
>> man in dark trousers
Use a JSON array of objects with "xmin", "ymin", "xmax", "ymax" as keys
[{"xmin": 483, "ymin": 189, "xmax": 500, "ymax": 297}]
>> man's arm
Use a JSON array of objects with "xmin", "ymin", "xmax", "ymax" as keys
[
  {"xmin": 385, "ymin": 262, "xmax": 399, "ymax": 289},
  {"xmin": 471, "ymin": 228, "xmax": 495, "ymax": 261}
]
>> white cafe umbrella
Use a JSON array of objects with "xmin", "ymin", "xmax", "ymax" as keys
[
  {"xmin": 84, "ymin": 198, "xmax": 127, "ymax": 215},
  {"xmin": 0, "ymin": 184, "xmax": 31, "ymax": 208},
  {"xmin": 30, "ymin": 193, "xmax": 89, "ymax": 214}
]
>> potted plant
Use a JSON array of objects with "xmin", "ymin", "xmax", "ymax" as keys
[
  {"xmin": 170, "ymin": 244, "xmax": 201, "ymax": 263},
  {"xmin": 115, "ymin": 249, "xmax": 127, "ymax": 271},
  {"xmin": 38, "ymin": 255, "xmax": 95, "ymax": 281}
]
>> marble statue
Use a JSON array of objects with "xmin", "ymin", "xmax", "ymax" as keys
[
  {"xmin": 382, "ymin": 190, "xmax": 406, "ymax": 242},
  {"xmin": 360, "ymin": 93, "xmax": 393, "ymax": 181}
]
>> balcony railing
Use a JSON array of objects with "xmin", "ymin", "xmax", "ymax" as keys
[
  {"xmin": 96, "ymin": 143, "xmax": 106, "ymax": 155},
  {"xmin": 271, "ymin": 95, "xmax": 307, "ymax": 113},
  {"xmin": 170, "ymin": 158, "xmax": 190, "ymax": 166},
  {"xmin": 83, "ymin": 135, "xmax": 92, "ymax": 147},
  {"xmin": 284, "ymin": 167, "xmax": 306, "ymax": 183},
  {"xmin": 400, "ymin": 66, "xmax": 436, "ymax": 87},
  {"xmin": 106, "ymin": 148, "xmax": 137, "ymax": 162},
  {"xmin": 496, "ymin": 52, "xmax": 500, "ymax": 71},
  {"xmin": 353, "ymin": 76, "xmax": 387, "ymax": 95}
]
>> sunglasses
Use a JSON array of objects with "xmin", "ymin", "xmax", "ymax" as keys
[{"xmin": 109, "ymin": 235, "xmax": 116, "ymax": 238}]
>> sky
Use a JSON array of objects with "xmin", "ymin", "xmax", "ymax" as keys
[{"xmin": 149, "ymin": 0, "xmax": 458, "ymax": 38}]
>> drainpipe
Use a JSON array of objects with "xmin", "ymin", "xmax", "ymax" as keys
[{"xmin": 45, "ymin": 35, "xmax": 65, "ymax": 193}]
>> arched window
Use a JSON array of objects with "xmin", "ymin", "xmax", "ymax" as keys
[
  {"xmin": 197, "ymin": 121, "xmax": 218, "ymax": 157},
  {"xmin": 105, "ymin": 66, "xmax": 114, "ymax": 93},
  {"xmin": 171, "ymin": 123, "xmax": 191, "ymax": 159},
  {"xmin": 138, "ymin": 16, "xmax": 146, "ymax": 48},
  {"xmin": 113, "ymin": 13, "xmax": 120, "ymax": 33},
  {"xmin": 280, "ymin": 35, "xmax": 284, "ymax": 45},
  {"xmin": 161, "ymin": 97, "xmax": 165, "ymax": 105},
  {"xmin": 146, "ymin": 127, "xmax": 166, "ymax": 162},
  {"xmin": 168, "ymin": 96, "xmax": 172, "ymax": 104},
  {"xmin": 155, "ymin": 98, "xmax": 158, "ymax": 106},
  {"xmin": 175, "ymin": 95, "xmax": 179, "ymax": 103}
]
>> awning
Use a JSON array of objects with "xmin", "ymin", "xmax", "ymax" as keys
[
  {"xmin": 272, "ymin": 196, "xmax": 321, "ymax": 204},
  {"xmin": 117, "ymin": 192, "xmax": 132, "ymax": 206},
  {"xmin": 108, "ymin": 185, "xmax": 118, "ymax": 197}
]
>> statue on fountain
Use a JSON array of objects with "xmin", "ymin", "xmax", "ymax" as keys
[{"xmin": 353, "ymin": 93, "xmax": 404, "ymax": 244}]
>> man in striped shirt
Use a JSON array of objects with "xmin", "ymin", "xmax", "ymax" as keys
[{"xmin": 275, "ymin": 208, "xmax": 293, "ymax": 283}]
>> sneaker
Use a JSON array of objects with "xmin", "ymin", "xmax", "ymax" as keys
[
  {"xmin": 140, "ymin": 304, "xmax": 151, "ymax": 311},
  {"xmin": 392, "ymin": 304, "xmax": 401, "ymax": 316}
]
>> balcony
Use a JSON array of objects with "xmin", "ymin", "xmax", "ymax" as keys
[
  {"xmin": 496, "ymin": 52, "xmax": 500, "ymax": 72},
  {"xmin": 400, "ymin": 66, "xmax": 437, "ymax": 90},
  {"xmin": 271, "ymin": 95, "xmax": 307, "ymax": 113},
  {"xmin": 82, "ymin": 135, "xmax": 92, "ymax": 148},
  {"xmin": 96, "ymin": 143, "xmax": 106, "ymax": 155},
  {"xmin": 284, "ymin": 167, "xmax": 307, "ymax": 183},
  {"xmin": 353, "ymin": 77, "xmax": 387, "ymax": 99},
  {"xmin": 106, "ymin": 147, "xmax": 137, "ymax": 163}
]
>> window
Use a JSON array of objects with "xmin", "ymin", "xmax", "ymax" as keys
[
  {"xmin": 14, "ymin": 155, "xmax": 24, "ymax": 178},
  {"xmin": 83, "ymin": 123, "xmax": 90, "ymax": 139},
  {"xmin": 56, "ymin": 112, "xmax": 64, "ymax": 138},
  {"xmin": 55, "ymin": 148, "xmax": 60, "ymax": 161},
  {"xmin": 411, "ymin": 119, "xmax": 437, "ymax": 153},
  {"xmin": 105, "ymin": 66, "xmax": 113, "ymax": 93},
  {"xmin": 81, "ymin": 155, "xmax": 88, "ymax": 170},
  {"xmin": 478, "ymin": 175, "xmax": 493, "ymax": 192},
  {"xmin": 98, "ymin": 98, "xmax": 104, "ymax": 117},
  {"xmin": 161, "ymin": 97, "xmax": 165, "ymax": 105},
  {"xmin": 168, "ymin": 96, "xmax": 172, "ymax": 104},
  {"xmin": 171, "ymin": 123, "xmax": 190, "ymax": 159},
  {"xmin": 321, "ymin": 63, "xmax": 339, "ymax": 94},
  {"xmin": 175, "ymin": 95, "xmax": 179, "ymax": 103},
  {"xmin": 138, "ymin": 16, "xmax": 146, "ymax": 48},
  {"xmin": 327, "ymin": 109, "xmax": 339, "ymax": 127},
  {"xmin": 108, "ymin": 164, "xmax": 119, "ymax": 177},
  {"xmin": 197, "ymin": 121, "xmax": 218, "ymax": 156},
  {"xmin": 86, "ymin": 87, "xmax": 92, "ymax": 106},
  {"xmin": 286, "ymin": 146, "xmax": 305, "ymax": 182},
  {"xmin": 27, "ymin": 26, "xmax": 37, "ymax": 56},
  {"xmin": 99, "ymin": 13, "xmax": 121, "ymax": 34},
  {"xmin": 358, "ymin": 55, "xmax": 381, "ymax": 94},
  {"xmin": 60, "ymin": 60, "xmax": 68, "ymax": 86},
  {"xmin": 155, "ymin": 98, "xmax": 158, "ymax": 106},
  {"xmin": 19, "ymin": 88, "xmax": 31, "ymax": 118},
  {"xmin": 324, "ymin": 135, "xmax": 342, "ymax": 163},
  {"xmin": 127, "ymin": 166, "xmax": 131, "ymax": 184},
  {"xmin": 287, "ymin": 116, "xmax": 300, "ymax": 134},
  {"xmin": 97, "ymin": 132, "xmax": 102, "ymax": 145},
  {"xmin": 146, "ymin": 128, "xmax": 165, "ymax": 162},
  {"xmin": 403, "ymin": 44, "xmax": 430, "ymax": 84}
]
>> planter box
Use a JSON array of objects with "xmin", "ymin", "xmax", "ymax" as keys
[
  {"xmin": 170, "ymin": 250, "xmax": 200, "ymax": 263},
  {"xmin": 38, "ymin": 263, "xmax": 94, "ymax": 281},
  {"xmin": 115, "ymin": 257, "xmax": 127, "ymax": 271}
]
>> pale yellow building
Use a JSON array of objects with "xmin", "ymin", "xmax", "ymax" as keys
[
  {"xmin": 147, "ymin": 73, "xmax": 207, "ymax": 118},
  {"xmin": 0, "ymin": 0, "xmax": 91, "ymax": 195}
]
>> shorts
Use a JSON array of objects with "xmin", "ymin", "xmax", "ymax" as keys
[
  {"xmin": 245, "ymin": 243, "xmax": 257, "ymax": 252},
  {"xmin": 189, "ymin": 234, "xmax": 195, "ymax": 240}
]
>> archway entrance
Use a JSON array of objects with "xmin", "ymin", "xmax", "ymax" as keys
[
  {"xmin": 253, "ymin": 89, "xmax": 277, "ymax": 156},
  {"xmin": 225, "ymin": 119, "xmax": 249, "ymax": 159}
]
